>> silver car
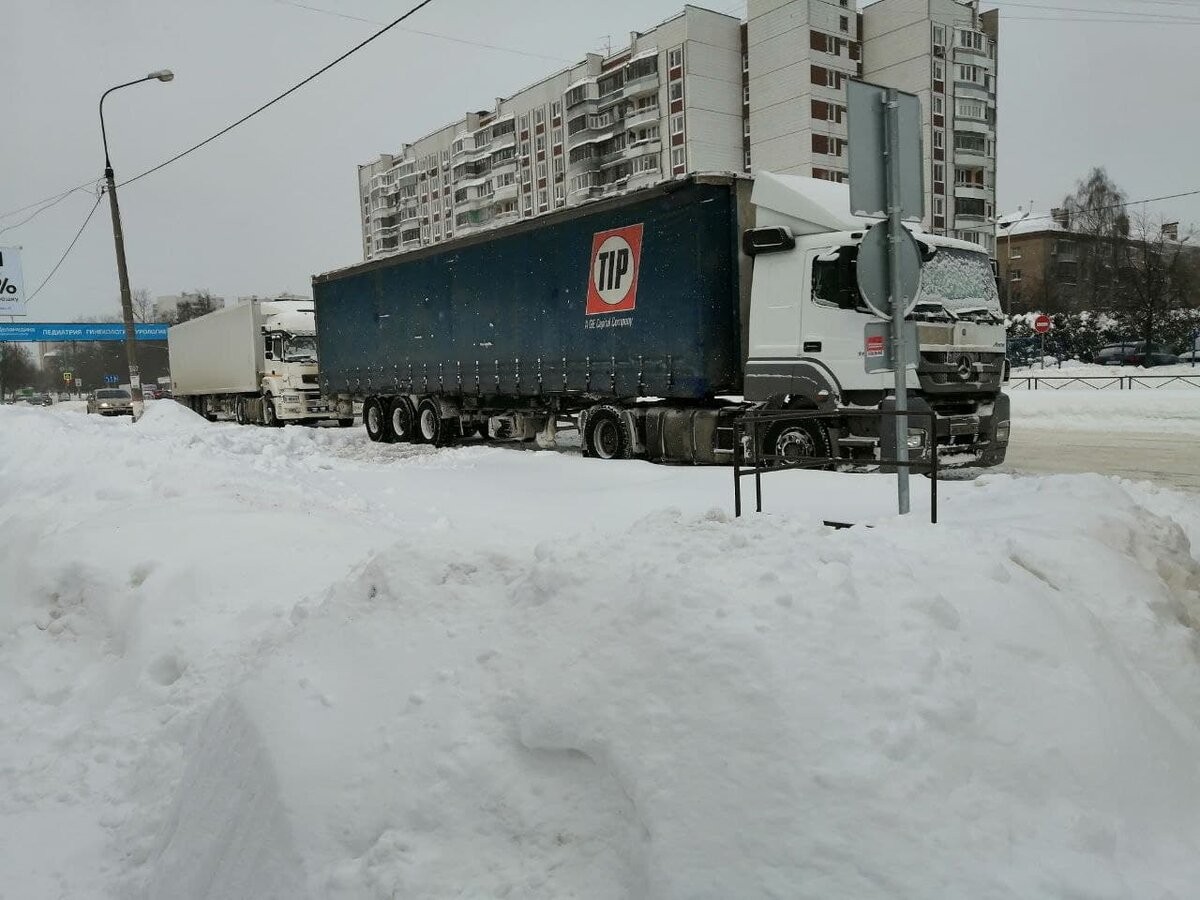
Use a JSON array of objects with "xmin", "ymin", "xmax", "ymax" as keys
[{"xmin": 87, "ymin": 388, "xmax": 134, "ymax": 416}]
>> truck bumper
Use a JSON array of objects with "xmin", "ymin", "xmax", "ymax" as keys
[{"xmin": 874, "ymin": 392, "xmax": 1009, "ymax": 469}]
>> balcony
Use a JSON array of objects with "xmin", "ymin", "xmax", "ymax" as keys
[
  {"xmin": 490, "ymin": 131, "xmax": 517, "ymax": 151},
  {"xmin": 954, "ymin": 80, "xmax": 994, "ymax": 100},
  {"xmin": 623, "ymin": 70, "xmax": 659, "ymax": 99},
  {"xmin": 954, "ymin": 117, "xmax": 993, "ymax": 136},
  {"xmin": 624, "ymin": 138, "xmax": 661, "ymax": 161},
  {"xmin": 954, "ymin": 183, "xmax": 991, "ymax": 202},
  {"xmin": 624, "ymin": 105, "xmax": 660, "ymax": 130},
  {"xmin": 492, "ymin": 181, "xmax": 519, "ymax": 203},
  {"xmin": 952, "ymin": 148, "xmax": 994, "ymax": 169}
]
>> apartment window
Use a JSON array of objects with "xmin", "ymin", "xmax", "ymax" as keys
[
  {"xmin": 669, "ymin": 82, "xmax": 683, "ymax": 102},
  {"xmin": 839, "ymin": 16, "xmax": 849, "ymax": 32},
  {"xmin": 933, "ymin": 197, "xmax": 945, "ymax": 217},
  {"xmin": 744, "ymin": 119, "xmax": 751, "ymax": 138},
  {"xmin": 672, "ymin": 147, "xmax": 686, "ymax": 169},
  {"xmin": 670, "ymin": 113, "xmax": 684, "ymax": 135},
  {"xmin": 954, "ymin": 132, "xmax": 987, "ymax": 154},
  {"xmin": 533, "ymin": 108, "xmax": 545, "ymax": 126},
  {"xmin": 551, "ymin": 100, "xmax": 562, "ymax": 119},
  {"xmin": 932, "ymin": 24, "xmax": 945, "ymax": 46},
  {"xmin": 933, "ymin": 163, "xmax": 944, "ymax": 183},
  {"xmin": 534, "ymin": 135, "xmax": 545, "ymax": 154},
  {"xmin": 632, "ymin": 153, "xmax": 659, "ymax": 174},
  {"xmin": 554, "ymin": 183, "xmax": 565, "ymax": 204},
  {"xmin": 669, "ymin": 46, "xmax": 683, "ymax": 69},
  {"xmin": 552, "ymin": 127, "xmax": 563, "ymax": 146},
  {"xmin": 932, "ymin": 129, "xmax": 944, "ymax": 149},
  {"xmin": 519, "ymin": 114, "xmax": 529, "ymax": 132},
  {"xmin": 553, "ymin": 156, "xmax": 564, "ymax": 176},
  {"xmin": 536, "ymin": 161, "xmax": 547, "ymax": 180},
  {"xmin": 932, "ymin": 95, "xmax": 944, "ymax": 115},
  {"xmin": 538, "ymin": 188, "xmax": 548, "ymax": 210},
  {"xmin": 956, "ymin": 98, "xmax": 987, "ymax": 120},
  {"xmin": 933, "ymin": 60, "xmax": 945, "ymax": 82},
  {"xmin": 744, "ymin": 148, "xmax": 752, "ymax": 171},
  {"xmin": 742, "ymin": 51, "xmax": 748, "ymax": 73},
  {"xmin": 520, "ymin": 141, "xmax": 530, "ymax": 157},
  {"xmin": 841, "ymin": 0, "xmax": 848, "ymax": 6},
  {"xmin": 812, "ymin": 134, "xmax": 830, "ymax": 155},
  {"xmin": 743, "ymin": 83, "xmax": 750, "ymax": 104}
]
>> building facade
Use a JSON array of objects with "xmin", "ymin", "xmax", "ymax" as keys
[
  {"xmin": 358, "ymin": 0, "xmax": 998, "ymax": 261},
  {"xmin": 862, "ymin": 0, "xmax": 998, "ymax": 252},
  {"xmin": 154, "ymin": 291, "xmax": 226, "ymax": 323}
]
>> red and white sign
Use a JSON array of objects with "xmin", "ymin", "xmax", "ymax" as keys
[
  {"xmin": 1034, "ymin": 314, "xmax": 1052, "ymax": 334},
  {"xmin": 865, "ymin": 334, "xmax": 886, "ymax": 358},
  {"xmin": 586, "ymin": 223, "xmax": 643, "ymax": 316}
]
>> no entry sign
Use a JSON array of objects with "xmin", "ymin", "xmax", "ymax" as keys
[{"xmin": 1034, "ymin": 314, "xmax": 1052, "ymax": 334}]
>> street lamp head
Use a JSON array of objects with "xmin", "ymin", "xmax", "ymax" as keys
[{"xmin": 148, "ymin": 69, "xmax": 174, "ymax": 82}]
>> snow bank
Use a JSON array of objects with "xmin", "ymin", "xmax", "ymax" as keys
[
  {"xmin": 1010, "ymin": 389, "xmax": 1200, "ymax": 434},
  {"xmin": 4, "ymin": 406, "xmax": 1200, "ymax": 898}
]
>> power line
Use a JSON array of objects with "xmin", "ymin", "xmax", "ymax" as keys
[
  {"xmin": 0, "ymin": 185, "xmax": 96, "ymax": 237},
  {"xmin": 1001, "ymin": 14, "xmax": 1200, "ymax": 24},
  {"xmin": 270, "ymin": 0, "xmax": 573, "ymax": 63},
  {"xmin": 0, "ymin": 183, "xmax": 97, "ymax": 222},
  {"xmin": 988, "ymin": 0, "xmax": 1200, "ymax": 18},
  {"xmin": 26, "ymin": 194, "xmax": 105, "ymax": 304},
  {"xmin": 1008, "ymin": 189, "xmax": 1200, "ymax": 226},
  {"xmin": 117, "ymin": 0, "xmax": 440, "ymax": 188}
]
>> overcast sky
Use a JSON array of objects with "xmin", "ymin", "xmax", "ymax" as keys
[{"xmin": 5, "ymin": 0, "xmax": 1199, "ymax": 321}]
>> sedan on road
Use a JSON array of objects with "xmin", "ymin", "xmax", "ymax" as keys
[{"xmin": 87, "ymin": 388, "xmax": 134, "ymax": 416}]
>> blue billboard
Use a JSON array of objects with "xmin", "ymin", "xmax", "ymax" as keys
[{"xmin": 0, "ymin": 323, "xmax": 170, "ymax": 342}]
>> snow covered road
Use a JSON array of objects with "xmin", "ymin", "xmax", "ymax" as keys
[{"xmin": 3, "ymin": 402, "xmax": 1200, "ymax": 898}]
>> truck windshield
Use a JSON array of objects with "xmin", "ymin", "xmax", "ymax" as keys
[
  {"xmin": 812, "ymin": 243, "xmax": 1003, "ymax": 323},
  {"xmin": 283, "ymin": 335, "xmax": 318, "ymax": 362}
]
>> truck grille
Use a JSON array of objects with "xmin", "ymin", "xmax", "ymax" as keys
[{"xmin": 918, "ymin": 351, "xmax": 1004, "ymax": 392}]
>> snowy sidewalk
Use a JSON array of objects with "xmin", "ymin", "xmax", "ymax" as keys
[{"xmin": 3, "ymin": 402, "xmax": 1200, "ymax": 899}]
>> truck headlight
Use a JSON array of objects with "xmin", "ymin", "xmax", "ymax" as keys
[
  {"xmin": 907, "ymin": 428, "xmax": 926, "ymax": 450},
  {"xmin": 995, "ymin": 420, "xmax": 1011, "ymax": 443}
]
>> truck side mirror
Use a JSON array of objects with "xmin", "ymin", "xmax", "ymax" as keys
[{"xmin": 742, "ymin": 226, "xmax": 796, "ymax": 256}]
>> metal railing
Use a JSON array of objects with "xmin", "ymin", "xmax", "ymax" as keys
[
  {"xmin": 1009, "ymin": 374, "xmax": 1200, "ymax": 390},
  {"xmin": 732, "ymin": 409, "xmax": 939, "ymax": 525}
]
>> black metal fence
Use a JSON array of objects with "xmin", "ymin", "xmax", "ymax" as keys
[
  {"xmin": 1009, "ymin": 374, "xmax": 1200, "ymax": 390},
  {"xmin": 732, "ymin": 409, "xmax": 939, "ymax": 525}
]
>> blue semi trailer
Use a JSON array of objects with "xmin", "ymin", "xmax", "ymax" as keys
[{"xmin": 312, "ymin": 173, "xmax": 1009, "ymax": 466}]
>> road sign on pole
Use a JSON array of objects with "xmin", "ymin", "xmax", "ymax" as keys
[
  {"xmin": 1033, "ymin": 314, "xmax": 1051, "ymax": 334},
  {"xmin": 848, "ymin": 79, "xmax": 926, "ymax": 517},
  {"xmin": 62, "ymin": 371, "xmax": 73, "ymax": 383}
]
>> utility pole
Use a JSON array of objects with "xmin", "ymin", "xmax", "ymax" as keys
[
  {"xmin": 884, "ymin": 88, "xmax": 910, "ymax": 515},
  {"xmin": 99, "ymin": 70, "xmax": 174, "ymax": 421}
]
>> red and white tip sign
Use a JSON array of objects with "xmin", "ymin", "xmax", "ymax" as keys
[{"xmin": 1034, "ymin": 314, "xmax": 1052, "ymax": 334}]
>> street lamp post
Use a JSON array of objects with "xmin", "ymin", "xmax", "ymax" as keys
[{"xmin": 100, "ymin": 70, "xmax": 173, "ymax": 421}]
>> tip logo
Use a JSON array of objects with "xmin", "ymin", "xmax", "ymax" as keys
[{"xmin": 586, "ymin": 223, "xmax": 643, "ymax": 316}]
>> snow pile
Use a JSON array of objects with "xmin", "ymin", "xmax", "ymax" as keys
[
  {"xmin": 1010, "ymin": 388, "xmax": 1200, "ymax": 434},
  {"xmin": 3, "ymin": 405, "xmax": 1200, "ymax": 898}
]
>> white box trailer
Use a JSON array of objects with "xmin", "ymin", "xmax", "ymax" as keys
[{"xmin": 168, "ymin": 299, "xmax": 350, "ymax": 427}]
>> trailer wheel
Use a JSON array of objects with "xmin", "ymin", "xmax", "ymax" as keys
[
  {"xmin": 363, "ymin": 397, "xmax": 388, "ymax": 442},
  {"xmin": 388, "ymin": 397, "xmax": 415, "ymax": 443},
  {"xmin": 416, "ymin": 398, "xmax": 454, "ymax": 447},
  {"xmin": 262, "ymin": 393, "xmax": 282, "ymax": 427},
  {"xmin": 235, "ymin": 397, "xmax": 247, "ymax": 425},
  {"xmin": 583, "ymin": 406, "xmax": 632, "ymax": 460},
  {"xmin": 764, "ymin": 419, "xmax": 832, "ymax": 469}
]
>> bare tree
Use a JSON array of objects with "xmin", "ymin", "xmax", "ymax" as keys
[
  {"xmin": 1117, "ymin": 213, "xmax": 1197, "ymax": 361},
  {"xmin": 1060, "ymin": 167, "xmax": 1130, "ymax": 313},
  {"xmin": 131, "ymin": 288, "xmax": 154, "ymax": 323}
]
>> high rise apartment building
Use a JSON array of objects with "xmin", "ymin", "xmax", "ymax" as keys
[
  {"xmin": 863, "ymin": 0, "xmax": 998, "ymax": 251},
  {"xmin": 358, "ymin": 0, "xmax": 997, "ymax": 261}
]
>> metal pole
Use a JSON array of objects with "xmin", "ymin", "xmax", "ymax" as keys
[
  {"xmin": 884, "ymin": 89, "xmax": 910, "ymax": 516},
  {"xmin": 104, "ymin": 167, "xmax": 144, "ymax": 421}
]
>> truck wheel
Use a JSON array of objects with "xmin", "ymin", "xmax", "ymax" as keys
[
  {"xmin": 764, "ymin": 419, "xmax": 832, "ymax": 469},
  {"xmin": 388, "ymin": 397, "xmax": 415, "ymax": 443},
  {"xmin": 583, "ymin": 406, "xmax": 632, "ymax": 460},
  {"xmin": 416, "ymin": 398, "xmax": 454, "ymax": 447},
  {"xmin": 262, "ymin": 393, "xmax": 282, "ymax": 427},
  {"xmin": 363, "ymin": 396, "xmax": 388, "ymax": 442},
  {"xmin": 235, "ymin": 398, "xmax": 247, "ymax": 425}
]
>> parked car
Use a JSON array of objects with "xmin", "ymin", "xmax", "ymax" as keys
[
  {"xmin": 1094, "ymin": 342, "xmax": 1138, "ymax": 366},
  {"xmin": 1178, "ymin": 349, "xmax": 1200, "ymax": 365},
  {"xmin": 1126, "ymin": 342, "xmax": 1179, "ymax": 367},
  {"xmin": 25, "ymin": 393, "xmax": 53, "ymax": 407},
  {"xmin": 141, "ymin": 385, "xmax": 161, "ymax": 400},
  {"xmin": 87, "ymin": 388, "xmax": 134, "ymax": 416}
]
